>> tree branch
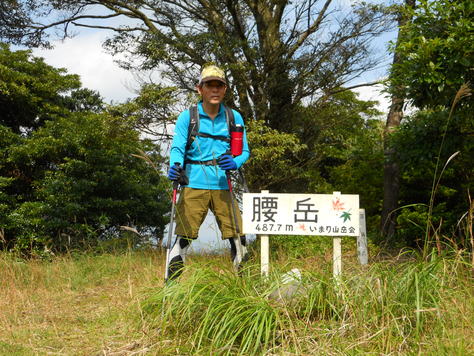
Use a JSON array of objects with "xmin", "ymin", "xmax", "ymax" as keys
[
  {"xmin": 287, "ymin": 0, "xmax": 333, "ymax": 57},
  {"xmin": 327, "ymin": 80, "xmax": 383, "ymax": 96},
  {"xmin": 72, "ymin": 22, "xmax": 144, "ymax": 31},
  {"xmin": 29, "ymin": 13, "xmax": 122, "ymax": 31}
]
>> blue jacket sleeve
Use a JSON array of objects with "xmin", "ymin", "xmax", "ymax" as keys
[
  {"xmin": 232, "ymin": 110, "xmax": 250, "ymax": 169},
  {"xmin": 169, "ymin": 110, "xmax": 190, "ymax": 167}
]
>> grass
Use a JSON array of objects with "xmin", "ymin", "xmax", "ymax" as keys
[
  {"xmin": 143, "ymin": 250, "xmax": 474, "ymax": 355},
  {"xmin": 0, "ymin": 246, "xmax": 473, "ymax": 355},
  {"xmin": 0, "ymin": 251, "xmax": 164, "ymax": 355}
]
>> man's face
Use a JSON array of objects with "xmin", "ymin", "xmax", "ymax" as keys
[{"xmin": 198, "ymin": 80, "xmax": 227, "ymax": 105}]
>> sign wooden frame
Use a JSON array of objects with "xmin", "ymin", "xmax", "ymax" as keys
[{"xmin": 242, "ymin": 191, "xmax": 368, "ymax": 277}]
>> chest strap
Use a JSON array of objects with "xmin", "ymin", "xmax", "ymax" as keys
[
  {"xmin": 193, "ymin": 132, "xmax": 230, "ymax": 142},
  {"xmin": 184, "ymin": 159, "xmax": 218, "ymax": 166}
]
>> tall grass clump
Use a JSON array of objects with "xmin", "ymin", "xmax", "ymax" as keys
[
  {"xmin": 142, "ymin": 261, "xmax": 287, "ymax": 355},
  {"xmin": 424, "ymin": 83, "xmax": 472, "ymax": 257},
  {"xmin": 141, "ymin": 250, "xmax": 473, "ymax": 355}
]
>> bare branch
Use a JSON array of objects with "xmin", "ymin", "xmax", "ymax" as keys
[
  {"xmin": 287, "ymin": 0, "xmax": 333, "ymax": 57},
  {"xmin": 72, "ymin": 22, "xmax": 144, "ymax": 31},
  {"xmin": 327, "ymin": 80, "xmax": 383, "ymax": 96},
  {"xmin": 29, "ymin": 13, "xmax": 121, "ymax": 31}
]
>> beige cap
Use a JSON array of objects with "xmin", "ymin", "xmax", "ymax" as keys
[{"xmin": 198, "ymin": 65, "xmax": 226, "ymax": 85}]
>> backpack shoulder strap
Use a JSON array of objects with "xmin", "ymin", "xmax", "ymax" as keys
[
  {"xmin": 224, "ymin": 105, "xmax": 236, "ymax": 132},
  {"xmin": 185, "ymin": 105, "xmax": 237, "ymax": 152},
  {"xmin": 186, "ymin": 105, "xmax": 199, "ymax": 151}
]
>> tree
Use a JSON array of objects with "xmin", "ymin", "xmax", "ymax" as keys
[
  {"xmin": 5, "ymin": 112, "xmax": 170, "ymax": 251},
  {"xmin": 390, "ymin": 0, "xmax": 473, "ymax": 109},
  {"xmin": 329, "ymin": 117, "xmax": 385, "ymax": 233},
  {"xmin": 0, "ymin": 125, "xmax": 20, "ymax": 235},
  {"xmin": 383, "ymin": 0, "xmax": 473, "ymax": 241},
  {"xmin": 108, "ymin": 83, "xmax": 181, "ymax": 141},
  {"xmin": 64, "ymin": 88, "xmax": 105, "ymax": 113},
  {"xmin": 392, "ymin": 108, "xmax": 473, "ymax": 247},
  {"xmin": 292, "ymin": 90, "xmax": 382, "ymax": 191},
  {"xmin": 300, "ymin": 90, "xmax": 385, "ymax": 234},
  {"xmin": 245, "ymin": 89, "xmax": 383, "ymax": 194},
  {"xmin": 381, "ymin": 0, "xmax": 415, "ymax": 239},
  {"xmin": 0, "ymin": 43, "xmax": 81, "ymax": 133},
  {"xmin": 1, "ymin": 0, "xmax": 392, "ymax": 188},
  {"xmin": 0, "ymin": 1, "xmax": 41, "ymax": 48},
  {"xmin": 0, "ymin": 47, "xmax": 171, "ymax": 252}
]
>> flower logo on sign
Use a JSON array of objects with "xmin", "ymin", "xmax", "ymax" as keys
[
  {"xmin": 332, "ymin": 198, "xmax": 345, "ymax": 211},
  {"xmin": 332, "ymin": 198, "xmax": 352, "ymax": 222}
]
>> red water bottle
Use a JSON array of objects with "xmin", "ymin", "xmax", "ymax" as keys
[{"xmin": 230, "ymin": 124, "xmax": 244, "ymax": 156}]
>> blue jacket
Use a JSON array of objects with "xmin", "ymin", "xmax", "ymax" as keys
[{"xmin": 169, "ymin": 102, "xmax": 250, "ymax": 190}]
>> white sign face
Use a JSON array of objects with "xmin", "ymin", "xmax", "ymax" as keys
[{"xmin": 242, "ymin": 193, "xmax": 359, "ymax": 236}]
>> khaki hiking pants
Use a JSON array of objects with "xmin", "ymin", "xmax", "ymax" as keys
[{"xmin": 174, "ymin": 187, "xmax": 243, "ymax": 239}]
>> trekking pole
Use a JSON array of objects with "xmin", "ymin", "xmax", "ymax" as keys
[
  {"xmin": 226, "ymin": 170, "xmax": 245, "ymax": 269},
  {"xmin": 238, "ymin": 168, "xmax": 250, "ymax": 194},
  {"xmin": 164, "ymin": 165, "xmax": 181, "ymax": 283}
]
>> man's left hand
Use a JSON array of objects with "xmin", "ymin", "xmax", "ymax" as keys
[{"xmin": 218, "ymin": 154, "xmax": 237, "ymax": 170}]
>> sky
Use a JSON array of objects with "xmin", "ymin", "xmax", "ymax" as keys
[
  {"xmin": 33, "ymin": 32, "xmax": 138, "ymax": 103},
  {"xmin": 32, "ymin": 29, "xmax": 395, "ymax": 112},
  {"xmin": 32, "ymin": 26, "xmax": 396, "ymax": 252}
]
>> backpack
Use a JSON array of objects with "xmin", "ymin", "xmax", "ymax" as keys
[
  {"xmin": 183, "ymin": 104, "xmax": 250, "ymax": 192},
  {"xmin": 185, "ymin": 104, "xmax": 236, "ymax": 152}
]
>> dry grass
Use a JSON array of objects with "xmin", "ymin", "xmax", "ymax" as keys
[{"xmin": 0, "ymin": 251, "xmax": 167, "ymax": 355}]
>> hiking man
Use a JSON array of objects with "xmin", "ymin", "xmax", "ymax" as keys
[{"xmin": 166, "ymin": 64, "xmax": 250, "ymax": 280}]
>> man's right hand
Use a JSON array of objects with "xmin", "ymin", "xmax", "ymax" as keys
[{"xmin": 168, "ymin": 163, "xmax": 182, "ymax": 181}]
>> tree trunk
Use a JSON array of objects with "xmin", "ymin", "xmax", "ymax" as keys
[
  {"xmin": 381, "ymin": 0, "xmax": 415, "ymax": 239},
  {"xmin": 381, "ymin": 97, "xmax": 403, "ymax": 238}
]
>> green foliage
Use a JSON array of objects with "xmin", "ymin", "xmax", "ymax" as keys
[
  {"xmin": 0, "ymin": 47, "xmax": 171, "ymax": 253},
  {"xmin": 245, "ymin": 119, "xmax": 306, "ymax": 191},
  {"xmin": 63, "ymin": 88, "xmax": 105, "ymax": 113},
  {"xmin": 7, "ymin": 201, "xmax": 50, "ymax": 255},
  {"xmin": 384, "ymin": 0, "xmax": 473, "ymax": 245},
  {"xmin": 0, "ymin": 125, "xmax": 21, "ymax": 232},
  {"xmin": 295, "ymin": 91, "xmax": 383, "ymax": 193},
  {"xmin": 392, "ymin": 109, "xmax": 473, "ymax": 246},
  {"xmin": 245, "ymin": 90, "xmax": 384, "ymax": 197},
  {"xmin": 141, "ymin": 252, "xmax": 471, "ymax": 354},
  {"xmin": 0, "ymin": 43, "xmax": 81, "ymax": 132},
  {"xmin": 108, "ymin": 83, "xmax": 180, "ymax": 139},
  {"xmin": 268, "ymin": 235, "xmax": 334, "ymax": 260},
  {"xmin": 324, "ymin": 114, "xmax": 385, "ymax": 231},
  {"xmin": 396, "ymin": 205, "xmax": 431, "ymax": 247},
  {"xmin": 390, "ymin": 0, "xmax": 474, "ymax": 108},
  {"xmin": 0, "ymin": 177, "xmax": 11, "ymax": 208},
  {"xmin": 4, "ymin": 112, "xmax": 170, "ymax": 252}
]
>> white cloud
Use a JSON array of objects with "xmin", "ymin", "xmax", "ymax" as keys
[
  {"xmin": 353, "ymin": 83, "xmax": 391, "ymax": 116},
  {"xmin": 33, "ymin": 32, "xmax": 137, "ymax": 103}
]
